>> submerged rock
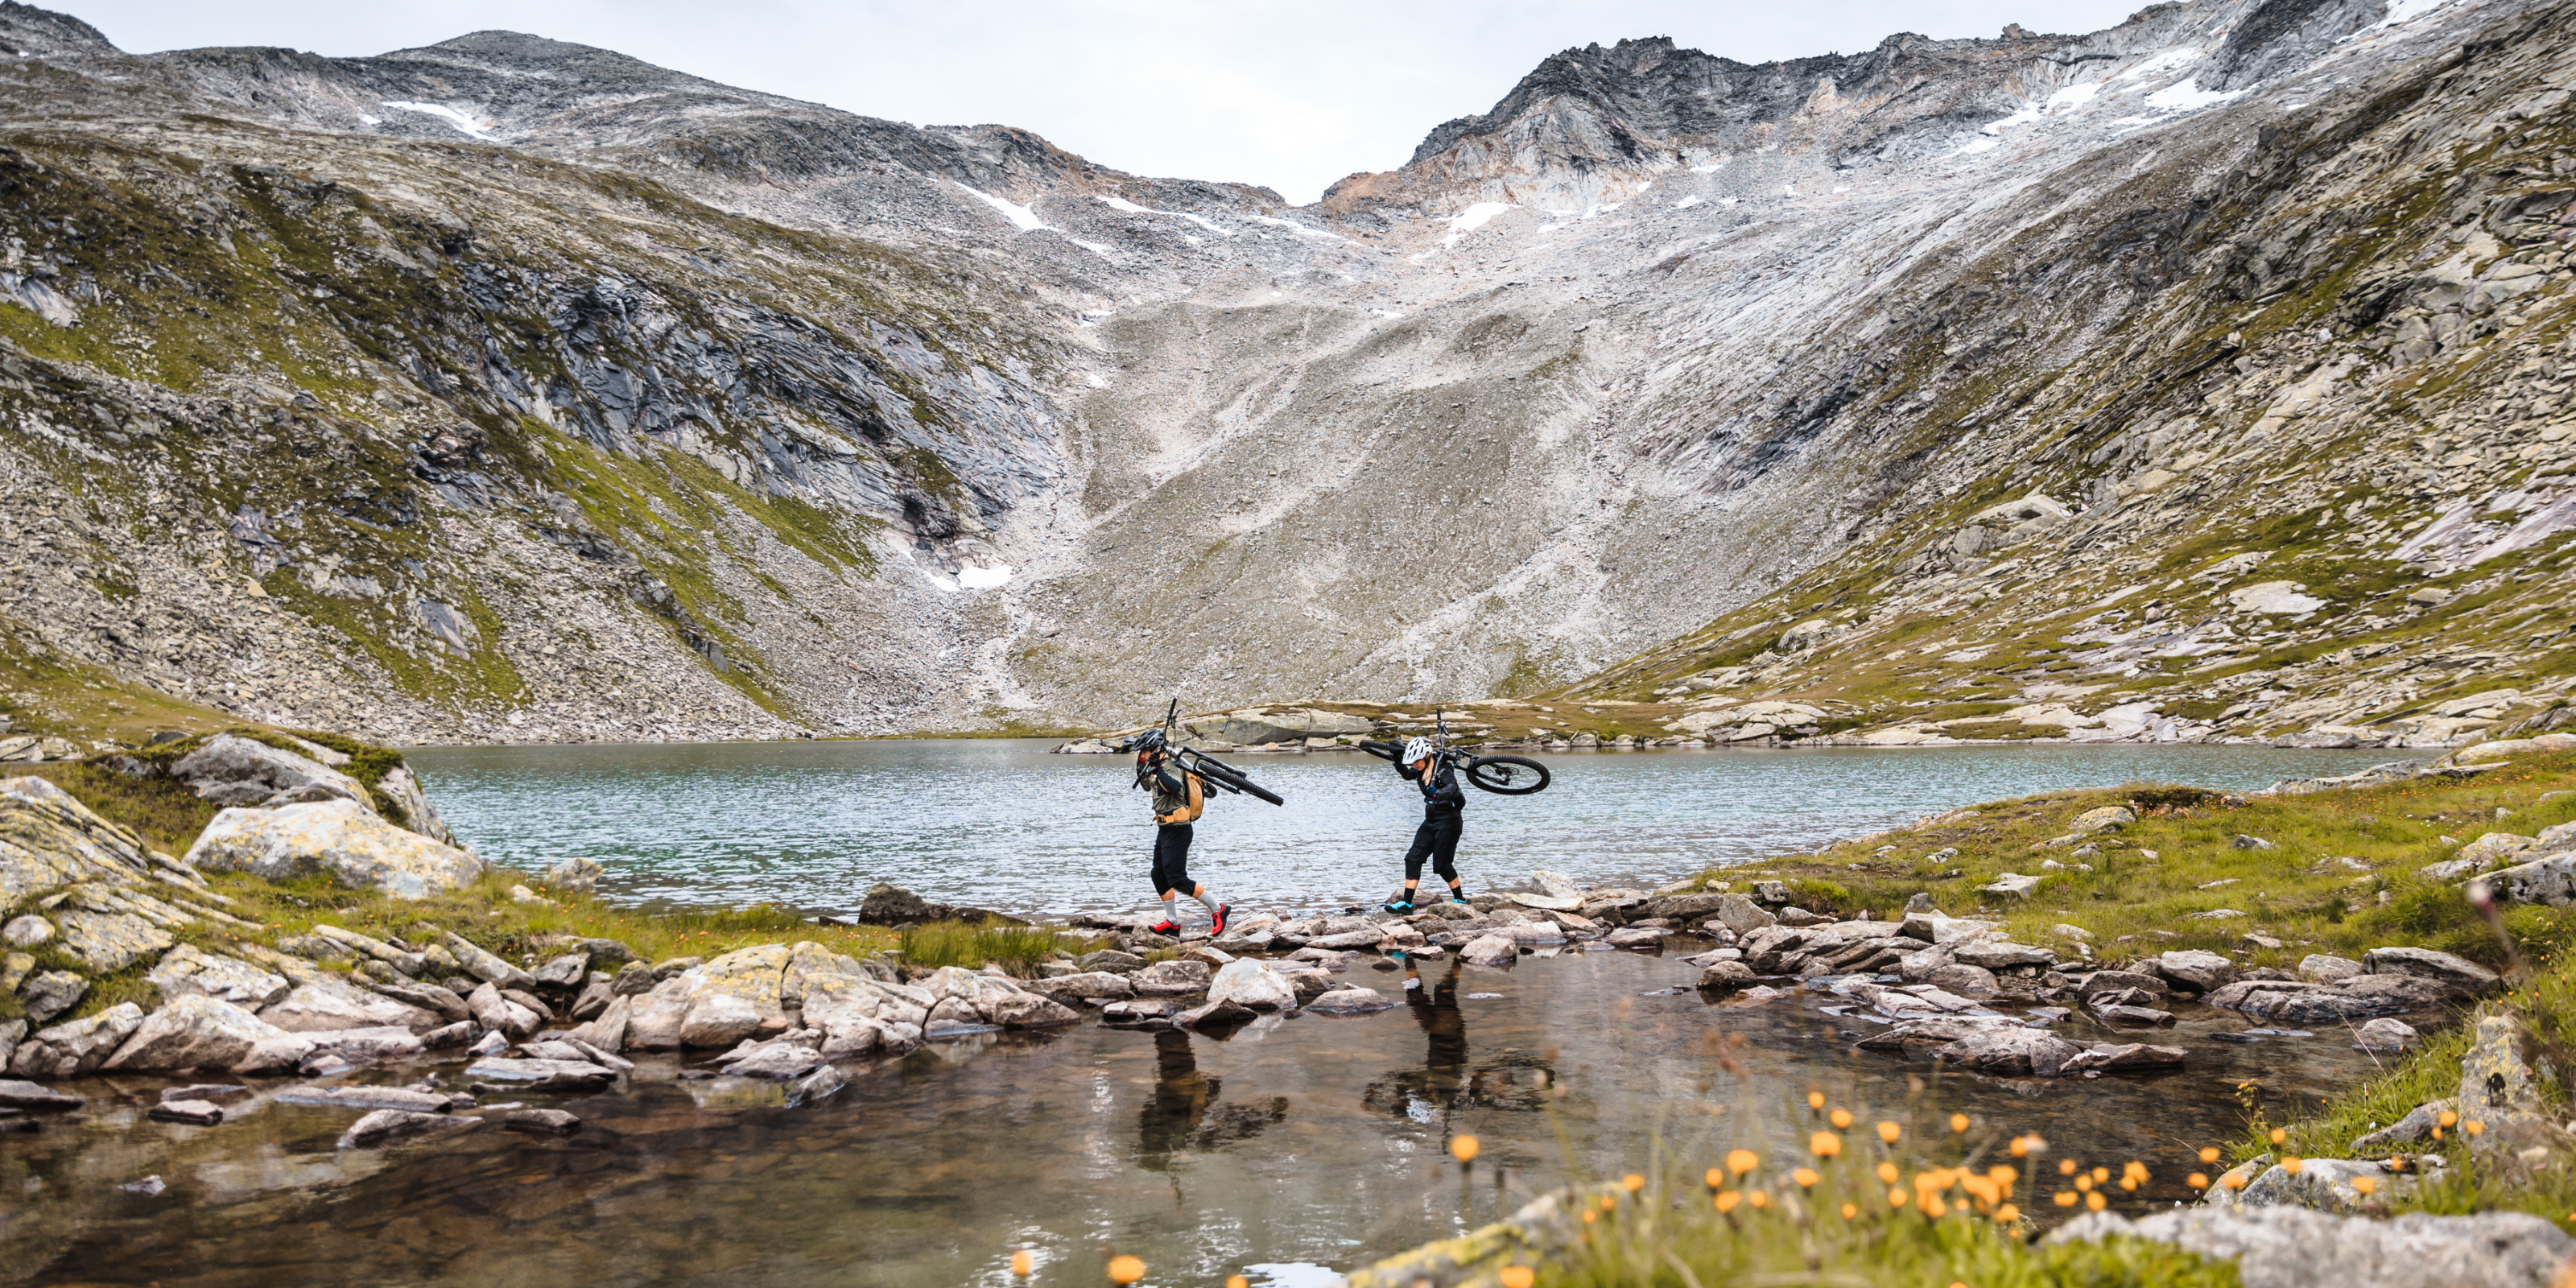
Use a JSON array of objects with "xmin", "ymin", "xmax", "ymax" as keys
[{"xmin": 2046, "ymin": 1205, "xmax": 2573, "ymax": 1287}]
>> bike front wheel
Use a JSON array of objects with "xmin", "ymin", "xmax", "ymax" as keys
[{"xmin": 1463, "ymin": 754, "xmax": 1551, "ymax": 795}]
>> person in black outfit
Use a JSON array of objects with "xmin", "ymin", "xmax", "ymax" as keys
[
  {"xmin": 1121, "ymin": 729, "xmax": 1229, "ymax": 935},
  {"xmin": 1386, "ymin": 736, "xmax": 1468, "ymax": 913}
]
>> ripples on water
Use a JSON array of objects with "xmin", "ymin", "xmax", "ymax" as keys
[
  {"xmin": 3, "ymin": 952, "xmax": 2388, "ymax": 1288},
  {"xmin": 410, "ymin": 741, "xmax": 2399, "ymax": 915}
]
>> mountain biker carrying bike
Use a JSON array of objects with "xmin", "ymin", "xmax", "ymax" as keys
[
  {"xmin": 1125, "ymin": 729, "xmax": 1231, "ymax": 936},
  {"xmin": 1386, "ymin": 736, "xmax": 1468, "ymax": 913}
]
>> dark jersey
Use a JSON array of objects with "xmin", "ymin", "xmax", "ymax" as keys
[{"xmin": 1396, "ymin": 756, "xmax": 1465, "ymax": 814}]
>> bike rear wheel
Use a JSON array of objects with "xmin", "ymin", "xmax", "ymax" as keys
[
  {"xmin": 1357, "ymin": 739, "xmax": 1401, "ymax": 762},
  {"xmin": 1463, "ymin": 754, "xmax": 1551, "ymax": 795}
]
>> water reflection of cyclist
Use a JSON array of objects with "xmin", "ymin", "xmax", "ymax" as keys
[
  {"xmin": 1137, "ymin": 1030, "xmax": 1214, "ymax": 1168},
  {"xmin": 1405, "ymin": 955, "xmax": 1468, "ymax": 1103}
]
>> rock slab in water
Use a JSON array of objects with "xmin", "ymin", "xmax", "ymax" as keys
[
  {"xmin": 187, "ymin": 799, "xmax": 485, "ymax": 898},
  {"xmin": 2046, "ymin": 1206, "xmax": 2574, "ymax": 1288},
  {"xmin": 853, "ymin": 882, "xmax": 1025, "ymax": 927},
  {"xmin": 147, "ymin": 1099, "xmax": 224, "ymax": 1126},
  {"xmin": 338, "ymin": 1108, "xmax": 483, "ymax": 1149},
  {"xmin": 1206, "ymin": 959, "xmax": 1298, "ymax": 1011},
  {"xmin": 1306, "ymin": 987, "xmax": 1397, "ymax": 1013},
  {"xmin": 0, "ymin": 1078, "xmax": 84, "ymax": 1110},
  {"xmin": 503, "ymin": 1108, "xmax": 583, "ymax": 1135}
]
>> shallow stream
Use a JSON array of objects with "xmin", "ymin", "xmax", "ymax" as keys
[{"xmin": 3, "ymin": 949, "xmax": 2392, "ymax": 1288}]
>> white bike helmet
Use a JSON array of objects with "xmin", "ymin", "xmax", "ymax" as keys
[{"xmin": 1401, "ymin": 737, "xmax": 1434, "ymax": 766}]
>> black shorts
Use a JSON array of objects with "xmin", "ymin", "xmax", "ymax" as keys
[
  {"xmin": 1152, "ymin": 824, "xmax": 1194, "ymax": 895},
  {"xmin": 1404, "ymin": 811, "xmax": 1461, "ymax": 883}
]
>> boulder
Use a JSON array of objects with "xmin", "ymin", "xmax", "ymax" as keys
[
  {"xmin": 779, "ymin": 941, "xmax": 869, "ymax": 1006},
  {"xmin": 2477, "ymin": 855, "xmax": 2576, "ymax": 905},
  {"xmin": 338, "ymin": 1108, "xmax": 483, "ymax": 1149},
  {"xmin": 2157, "ymin": 950, "xmax": 2236, "ymax": 992},
  {"xmin": 1604, "ymin": 927, "xmax": 1668, "ymax": 948},
  {"xmin": 1899, "ymin": 914, "xmax": 1999, "ymax": 943},
  {"xmin": 679, "ymin": 993, "xmax": 766, "ymax": 1047},
  {"xmin": 54, "ymin": 909, "xmax": 175, "ymax": 972},
  {"xmin": 1206, "ymin": 960, "xmax": 1298, "ymax": 1011},
  {"xmin": 440, "ymin": 932, "xmax": 539, "ymax": 989},
  {"xmin": 171, "ymin": 734, "xmax": 374, "ymax": 811},
  {"xmin": 1711, "ymin": 894, "xmax": 1776, "ymax": 937},
  {"xmin": 374, "ymin": 765, "xmax": 456, "ymax": 844},
  {"xmin": 19, "ymin": 969, "xmax": 88, "ymax": 1023},
  {"xmin": 2231, "ymin": 834, "xmax": 2275, "ymax": 850},
  {"xmin": 716, "ymin": 1040, "xmax": 826, "ymax": 1080},
  {"xmin": 1978, "ymin": 873, "xmax": 2043, "ymax": 899},
  {"xmin": 373, "ymin": 980, "xmax": 470, "ymax": 1026},
  {"xmin": 1305, "ymin": 986, "xmax": 1397, "ymax": 1013},
  {"xmin": 1696, "ymin": 961, "xmax": 1759, "ymax": 992},
  {"xmin": 2070, "ymin": 806, "xmax": 2135, "ymax": 834},
  {"xmin": 2058, "ymin": 1042, "xmax": 2186, "ymax": 1074},
  {"xmin": 1132, "ymin": 960, "xmax": 1214, "ymax": 995},
  {"xmin": 1030, "ymin": 971, "xmax": 1134, "ymax": 1001},
  {"xmin": 1075, "ymin": 949, "xmax": 1148, "ymax": 973},
  {"xmin": 147, "ymin": 944, "xmax": 291, "ymax": 1009},
  {"xmin": 2094, "ymin": 1005, "xmax": 2178, "ymax": 1027},
  {"xmin": 1930, "ymin": 1026, "xmax": 2081, "ymax": 1075},
  {"xmin": 264, "ymin": 980, "xmax": 439, "ymax": 1033},
  {"xmin": 103, "ymin": 994, "xmax": 290, "ymax": 1071},
  {"xmin": 504, "ymin": 1108, "xmax": 584, "ymax": 1135},
  {"xmin": 0, "ymin": 1077, "xmax": 84, "ymax": 1109},
  {"xmin": 1, "ymin": 914, "xmax": 50, "ymax": 947},
  {"xmin": 852, "ymin": 882, "xmax": 1023, "ymax": 927},
  {"xmin": 2045, "ymin": 1204, "xmax": 2576, "ymax": 1287},
  {"xmin": 2359, "ymin": 947, "xmax": 2503, "ymax": 997},
  {"xmin": 187, "ymin": 800, "xmax": 485, "ymax": 898},
  {"xmin": 308, "ymin": 923, "xmax": 427, "ymax": 976},
  {"xmin": 1922, "ymin": 964, "xmax": 1999, "ymax": 996},
  {"xmin": 1853, "ymin": 1015, "xmax": 2027, "ymax": 1052},
  {"xmin": 1174, "ymin": 997, "xmax": 1257, "ymax": 1030},
  {"xmin": 1459, "ymin": 934, "xmax": 1520, "ymax": 967},
  {"xmin": 2297, "ymin": 954, "xmax": 2363, "ymax": 983},
  {"xmin": 2206, "ymin": 975, "xmax": 2454, "ymax": 1023},
  {"xmin": 148, "ymin": 1099, "xmax": 225, "ymax": 1126},
  {"xmin": 2354, "ymin": 1100, "xmax": 2458, "ymax": 1151},
  {"xmin": 9, "ymin": 1003, "xmax": 145, "ymax": 1078},
  {"xmin": 2074, "ymin": 968, "xmax": 2169, "ymax": 995},
  {"xmin": 275, "ymin": 1084, "xmax": 456, "ymax": 1113},
  {"xmin": 531, "ymin": 954, "xmax": 589, "ymax": 989},
  {"xmin": 1953, "ymin": 941, "xmax": 2055, "ymax": 970},
  {"xmin": 983, "ymin": 991, "xmax": 1081, "ymax": 1028},
  {"xmin": 2458, "ymin": 1016, "xmax": 2539, "ymax": 1120},
  {"xmin": 0, "ymin": 776, "xmax": 159, "ymax": 902},
  {"xmin": 2235, "ymin": 1158, "xmax": 2420, "ymax": 1215},
  {"xmin": 2353, "ymin": 1018, "xmax": 2419, "ymax": 1052},
  {"xmin": 460, "ymin": 1056, "xmax": 618, "ymax": 1090}
]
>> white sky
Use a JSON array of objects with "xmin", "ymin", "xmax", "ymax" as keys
[{"xmin": 62, "ymin": 1, "xmax": 2152, "ymax": 204}]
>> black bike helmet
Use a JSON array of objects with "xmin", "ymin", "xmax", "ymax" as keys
[{"xmin": 1119, "ymin": 728, "xmax": 1169, "ymax": 754}]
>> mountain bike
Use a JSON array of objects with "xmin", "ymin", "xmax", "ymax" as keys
[
  {"xmin": 1356, "ymin": 711, "xmax": 1553, "ymax": 795},
  {"xmin": 1124, "ymin": 700, "xmax": 1287, "ymax": 806}
]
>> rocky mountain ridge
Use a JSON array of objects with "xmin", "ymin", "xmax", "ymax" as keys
[{"xmin": 0, "ymin": 0, "xmax": 2570, "ymax": 748}]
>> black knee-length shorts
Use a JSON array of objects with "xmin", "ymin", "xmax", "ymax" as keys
[{"xmin": 1151, "ymin": 824, "xmax": 1194, "ymax": 894}]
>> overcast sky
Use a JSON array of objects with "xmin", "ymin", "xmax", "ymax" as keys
[{"xmin": 64, "ymin": 1, "xmax": 2149, "ymax": 204}]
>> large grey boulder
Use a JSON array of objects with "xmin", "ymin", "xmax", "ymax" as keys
[
  {"xmin": 2157, "ymin": 949, "xmax": 2236, "ymax": 991},
  {"xmin": 2046, "ymin": 1205, "xmax": 2573, "ymax": 1288},
  {"xmin": 2205, "ymin": 975, "xmax": 2454, "ymax": 1022},
  {"xmin": 147, "ymin": 944, "xmax": 290, "ymax": 1009},
  {"xmin": 2359, "ymin": 947, "xmax": 2503, "ymax": 997},
  {"xmin": 440, "ymin": 931, "xmax": 539, "ymax": 990},
  {"xmin": 0, "ymin": 776, "xmax": 160, "ymax": 902},
  {"xmin": 103, "ymin": 993, "xmax": 290, "ymax": 1071},
  {"xmin": 54, "ymin": 909, "xmax": 175, "ymax": 972},
  {"xmin": 1029, "ymin": 971, "xmax": 1135, "ymax": 1001},
  {"xmin": 171, "ymin": 734, "xmax": 374, "ymax": 810},
  {"xmin": 9, "ymin": 1002, "xmax": 145, "ymax": 1078},
  {"xmin": 2478, "ymin": 855, "xmax": 2576, "ymax": 905},
  {"xmin": 1206, "ymin": 959, "xmax": 1298, "ymax": 1011},
  {"xmin": 187, "ymin": 800, "xmax": 485, "ymax": 898},
  {"xmin": 1930, "ymin": 1026, "xmax": 2080, "ymax": 1075},
  {"xmin": 1459, "ymin": 933, "xmax": 1519, "ymax": 967},
  {"xmin": 19, "ymin": 969, "xmax": 88, "ymax": 1023},
  {"xmin": 261, "ymin": 980, "xmax": 440, "ymax": 1033},
  {"xmin": 374, "ymin": 765, "xmax": 457, "ymax": 844},
  {"xmin": 1132, "ymin": 960, "xmax": 1214, "ymax": 995}
]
